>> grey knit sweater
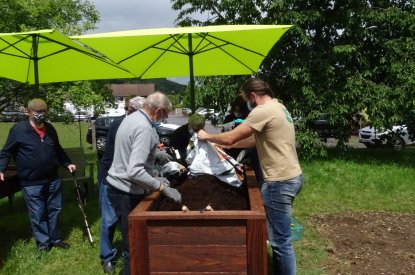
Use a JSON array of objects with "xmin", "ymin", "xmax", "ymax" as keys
[{"xmin": 106, "ymin": 110, "xmax": 161, "ymax": 195}]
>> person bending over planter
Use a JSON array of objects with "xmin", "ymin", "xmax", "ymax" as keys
[
  {"xmin": 97, "ymin": 96, "xmax": 144, "ymax": 274},
  {"xmin": 198, "ymin": 78, "xmax": 303, "ymax": 275},
  {"xmin": 106, "ymin": 92, "xmax": 181, "ymax": 275},
  {"xmin": 0, "ymin": 98, "xmax": 76, "ymax": 252}
]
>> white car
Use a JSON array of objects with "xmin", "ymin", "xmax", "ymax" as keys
[
  {"xmin": 359, "ymin": 125, "xmax": 415, "ymax": 150},
  {"xmin": 196, "ymin": 108, "xmax": 215, "ymax": 117}
]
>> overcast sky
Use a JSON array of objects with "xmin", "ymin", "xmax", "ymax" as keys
[{"xmin": 89, "ymin": 0, "xmax": 181, "ymax": 33}]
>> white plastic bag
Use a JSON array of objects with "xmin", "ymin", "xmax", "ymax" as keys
[
  {"xmin": 161, "ymin": 161, "xmax": 186, "ymax": 177},
  {"xmin": 186, "ymin": 138, "xmax": 242, "ymax": 187}
]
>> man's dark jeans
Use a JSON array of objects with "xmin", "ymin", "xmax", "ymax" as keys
[{"xmin": 21, "ymin": 179, "xmax": 63, "ymax": 249}]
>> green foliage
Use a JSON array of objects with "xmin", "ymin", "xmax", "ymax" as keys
[
  {"xmin": 180, "ymin": 75, "xmax": 247, "ymax": 112},
  {"xmin": 0, "ymin": 0, "xmax": 107, "ymax": 116},
  {"xmin": 171, "ymin": 0, "xmax": 415, "ymax": 158},
  {"xmin": 0, "ymin": 0, "xmax": 99, "ymax": 35}
]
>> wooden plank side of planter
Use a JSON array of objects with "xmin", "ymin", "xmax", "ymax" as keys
[
  {"xmin": 149, "ymin": 245, "xmax": 247, "ymax": 273},
  {"xmin": 147, "ymin": 220, "xmax": 246, "ymax": 245},
  {"xmin": 150, "ymin": 272, "xmax": 246, "ymax": 275},
  {"xmin": 147, "ymin": 220, "xmax": 247, "ymax": 273},
  {"xmin": 129, "ymin": 219, "xmax": 150, "ymax": 275}
]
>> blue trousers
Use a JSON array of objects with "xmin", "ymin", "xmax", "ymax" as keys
[
  {"xmin": 107, "ymin": 184, "xmax": 145, "ymax": 275},
  {"xmin": 21, "ymin": 179, "xmax": 63, "ymax": 249},
  {"xmin": 261, "ymin": 175, "xmax": 303, "ymax": 275},
  {"xmin": 99, "ymin": 179, "xmax": 118, "ymax": 264}
]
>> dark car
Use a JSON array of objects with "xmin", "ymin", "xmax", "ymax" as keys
[
  {"xmin": 310, "ymin": 114, "xmax": 336, "ymax": 138},
  {"xmin": 1, "ymin": 111, "xmax": 27, "ymax": 122},
  {"xmin": 86, "ymin": 116, "xmax": 179, "ymax": 155}
]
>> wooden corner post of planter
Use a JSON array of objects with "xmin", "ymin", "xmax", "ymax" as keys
[{"xmin": 128, "ymin": 170, "xmax": 267, "ymax": 275}]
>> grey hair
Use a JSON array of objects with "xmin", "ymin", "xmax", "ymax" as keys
[
  {"xmin": 28, "ymin": 98, "xmax": 47, "ymax": 110},
  {"xmin": 143, "ymin": 92, "xmax": 172, "ymax": 113}
]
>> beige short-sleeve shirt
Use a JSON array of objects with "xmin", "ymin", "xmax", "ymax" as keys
[{"xmin": 244, "ymin": 99, "xmax": 302, "ymax": 181}]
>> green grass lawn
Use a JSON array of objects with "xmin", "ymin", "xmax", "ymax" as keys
[{"xmin": 1, "ymin": 122, "xmax": 414, "ymax": 274}]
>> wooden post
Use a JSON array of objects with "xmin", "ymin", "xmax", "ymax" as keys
[{"xmin": 91, "ymin": 120, "xmax": 97, "ymax": 151}]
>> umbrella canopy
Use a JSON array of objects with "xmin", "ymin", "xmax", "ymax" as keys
[
  {"xmin": 0, "ymin": 29, "xmax": 134, "ymax": 92},
  {"xmin": 73, "ymin": 25, "xmax": 292, "ymax": 112}
]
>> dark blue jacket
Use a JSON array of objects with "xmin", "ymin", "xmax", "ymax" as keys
[
  {"xmin": 98, "ymin": 115, "xmax": 125, "ymax": 182},
  {"xmin": 0, "ymin": 120, "xmax": 71, "ymax": 186}
]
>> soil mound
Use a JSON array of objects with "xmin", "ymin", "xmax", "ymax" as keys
[{"xmin": 155, "ymin": 174, "xmax": 249, "ymax": 211}]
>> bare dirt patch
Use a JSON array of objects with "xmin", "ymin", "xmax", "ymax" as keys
[{"xmin": 311, "ymin": 211, "xmax": 415, "ymax": 275}]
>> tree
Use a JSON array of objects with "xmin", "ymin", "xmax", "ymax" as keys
[
  {"xmin": 0, "ymin": 0, "xmax": 116, "ymax": 116},
  {"xmin": 171, "ymin": 0, "xmax": 415, "ymax": 158}
]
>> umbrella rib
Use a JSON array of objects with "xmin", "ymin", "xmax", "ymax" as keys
[
  {"xmin": 121, "ymin": 34, "xmax": 189, "ymax": 78},
  {"xmin": 0, "ymin": 35, "xmax": 33, "ymax": 59},
  {"xmin": 38, "ymin": 34, "xmax": 135, "ymax": 76},
  {"xmin": 117, "ymin": 33, "xmax": 188, "ymax": 64},
  {"xmin": 193, "ymin": 33, "xmax": 266, "ymax": 73}
]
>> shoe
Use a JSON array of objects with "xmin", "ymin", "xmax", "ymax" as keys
[
  {"xmin": 102, "ymin": 261, "xmax": 115, "ymax": 274},
  {"xmin": 52, "ymin": 241, "xmax": 70, "ymax": 249}
]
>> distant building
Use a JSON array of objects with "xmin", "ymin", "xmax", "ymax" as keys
[{"xmin": 110, "ymin": 83, "xmax": 156, "ymax": 102}]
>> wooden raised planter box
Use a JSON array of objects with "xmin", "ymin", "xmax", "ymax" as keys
[{"xmin": 128, "ymin": 171, "xmax": 267, "ymax": 275}]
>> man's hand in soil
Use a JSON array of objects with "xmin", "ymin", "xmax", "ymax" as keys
[{"xmin": 159, "ymin": 181, "xmax": 182, "ymax": 203}]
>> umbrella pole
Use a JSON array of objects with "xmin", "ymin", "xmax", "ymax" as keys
[
  {"xmin": 31, "ymin": 34, "xmax": 40, "ymax": 96},
  {"xmin": 188, "ymin": 34, "xmax": 195, "ymax": 114}
]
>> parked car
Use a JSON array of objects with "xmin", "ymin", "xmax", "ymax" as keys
[
  {"xmin": 359, "ymin": 125, "xmax": 415, "ymax": 151},
  {"xmin": 1, "ymin": 111, "xmax": 27, "ymax": 122},
  {"xmin": 309, "ymin": 114, "xmax": 336, "ymax": 138},
  {"xmin": 86, "ymin": 116, "xmax": 180, "ymax": 156},
  {"xmin": 196, "ymin": 108, "xmax": 215, "ymax": 118},
  {"xmin": 182, "ymin": 108, "xmax": 192, "ymax": 116}
]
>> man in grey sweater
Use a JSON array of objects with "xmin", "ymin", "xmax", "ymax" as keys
[{"xmin": 106, "ymin": 92, "xmax": 181, "ymax": 275}]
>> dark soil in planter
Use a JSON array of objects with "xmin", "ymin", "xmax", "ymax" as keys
[{"xmin": 155, "ymin": 174, "xmax": 249, "ymax": 211}]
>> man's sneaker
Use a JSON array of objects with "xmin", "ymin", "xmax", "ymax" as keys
[
  {"xmin": 52, "ymin": 241, "xmax": 70, "ymax": 249},
  {"xmin": 102, "ymin": 261, "xmax": 115, "ymax": 274}
]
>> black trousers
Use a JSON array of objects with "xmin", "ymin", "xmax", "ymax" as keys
[{"xmin": 107, "ymin": 184, "xmax": 145, "ymax": 275}]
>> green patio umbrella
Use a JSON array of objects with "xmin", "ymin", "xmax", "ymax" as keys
[
  {"xmin": 0, "ymin": 29, "xmax": 134, "ymax": 93},
  {"xmin": 73, "ymin": 25, "xmax": 292, "ymax": 112}
]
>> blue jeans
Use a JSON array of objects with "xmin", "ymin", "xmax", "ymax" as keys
[
  {"xmin": 99, "ymin": 179, "xmax": 118, "ymax": 264},
  {"xmin": 21, "ymin": 179, "xmax": 63, "ymax": 249},
  {"xmin": 261, "ymin": 175, "xmax": 303, "ymax": 275},
  {"xmin": 107, "ymin": 184, "xmax": 145, "ymax": 275}
]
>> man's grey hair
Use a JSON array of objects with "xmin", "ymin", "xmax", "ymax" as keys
[
  {"xmin": 28, "ymin": 98, "xmax": 47, "ymax": 110},
  {"xmin": 143, "ymin": 92, "xmax": 172, "ymax": 113}
]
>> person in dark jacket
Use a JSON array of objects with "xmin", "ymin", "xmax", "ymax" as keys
[
  {"xmin": 98, "ymin": 96, "xmax": 144, "ymax": 274},
  {"xmin": 170, "ymin": 113, "xmax": 205, "ymax": 165},
  {"xmin": 0, "ymin": 98, "xmax": 76, "ymax": 251}
]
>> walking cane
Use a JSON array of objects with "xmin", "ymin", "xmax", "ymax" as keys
[{"xmin": 72, "ymin": 172, "xmax": 94, "ymax": 245}]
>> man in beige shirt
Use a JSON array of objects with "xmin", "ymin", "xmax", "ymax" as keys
[{"xmin": 198, "ymin": 78, "xmax": 303, "ymax": 275}]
